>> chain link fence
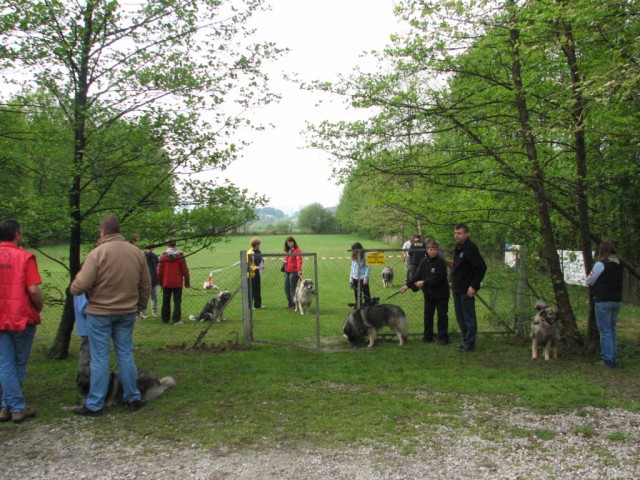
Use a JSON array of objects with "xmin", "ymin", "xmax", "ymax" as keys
[{"xmin": 39, "ymin": 246, "xmax": 599, "ymax": 350}]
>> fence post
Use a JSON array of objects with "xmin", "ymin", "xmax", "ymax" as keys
[{"xmin": 240, "ymin": 250, "xmax": 252, "ymax": 344}]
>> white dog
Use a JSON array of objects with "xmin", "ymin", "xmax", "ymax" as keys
[{"xmin": 294, "ymin": 279, "xmax": 316, "ymax": 315}]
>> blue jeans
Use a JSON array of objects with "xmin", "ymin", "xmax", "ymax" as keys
[
  {"xmin": 0, "ymin": 324, "xmax": 36, "ymax": 413},
  {"xmin": 86, "ymin": 313, "xmax": 141, "ymax": 411},
  {"xmin": 595, "ymin": 301, "xmax": 620, "ymax": 366},
  {"xmin": 453, "ymin": 292, "xmax": 477, "ymax": 349}
]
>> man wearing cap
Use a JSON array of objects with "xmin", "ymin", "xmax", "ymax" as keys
[{"xmin": 158, "ymin": 239, "xmax": 190, "ymax": 324}]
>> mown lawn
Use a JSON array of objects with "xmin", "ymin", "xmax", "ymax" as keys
[{"xmin": 4, "ymin": 234, "xmax": 638, "ymax": 449}]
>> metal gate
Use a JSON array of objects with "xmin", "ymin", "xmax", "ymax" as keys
[{"xmin": 240, "ymin": 251, "xmax": 321, "ymax": 348}]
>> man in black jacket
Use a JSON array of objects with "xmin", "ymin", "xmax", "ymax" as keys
[{"xmin": 451, "ymin": 224, "xmax": 487, "ymax": 352}]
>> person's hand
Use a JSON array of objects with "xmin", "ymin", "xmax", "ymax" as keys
[
  {"xmin": 363, "ymin": 279, "xmax": 368, "ymax": 285},
  {"xmin": 415, "ymin": 280, "xmax": 424, "ymax": 288},
  {"xmin": 467, "ymin": 286, "xmax": 476, "ymax": 298},
  {"xmin": 399, "ymin": 285, "xmax": 408, "ymax": 293}
]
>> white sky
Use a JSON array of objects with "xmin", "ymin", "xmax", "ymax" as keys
[{"xmin": 222, "ymin": 0, "xmax": 400, "ymax": 215}]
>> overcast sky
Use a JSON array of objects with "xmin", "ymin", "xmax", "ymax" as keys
[{"xmin": 222, "ymin": 0, "xmax": 399, "ymax": 215}]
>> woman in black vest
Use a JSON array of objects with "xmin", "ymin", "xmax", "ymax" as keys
[{"xmin": 586, "ymin": 241, "xmax": 624, "ymax": 368}]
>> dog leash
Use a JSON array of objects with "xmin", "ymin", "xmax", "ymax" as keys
[{"xmin": 382, "ymin": 290, "xmax": 403, "ymax": 302}]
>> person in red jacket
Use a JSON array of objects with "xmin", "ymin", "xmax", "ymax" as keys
[
  {"xmin": 282, "ymin": 236, "xmax": 302, "ymax": 310},
  {"xmin": 0, "ymin": 219, "xmax": 43, "ymax": 423},
  {"xmin": 157, "ymin": 240, "xmax": 190, "ymax": 324}
]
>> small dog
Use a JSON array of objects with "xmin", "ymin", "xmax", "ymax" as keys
[
  {"xmin": 294, "ymin": 279, "xmax": 316, "ymax": 315},
  {"xmin": 343, "ymin": 300, "xmax": 409, "ymax": 348},
  {"xmin": 381, "ymin": 266, "xmax": 394, "ymax": 288},
  {"xmin": 76, "ymin": 368, "xmax": 176, "ymax": 406},
  {"xmin": 531, "ymin": 300, "xmax": 560, "ymax": 361},
  {"xmin": 189, "ymin": 291, "xmax": 231, "ymax": 322}
]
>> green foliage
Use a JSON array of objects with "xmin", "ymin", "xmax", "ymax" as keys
[
  {"xmin": 297, "ymin": 203, "xmax": 337, "ymax": 233},
  {"xmin": 0, "ymin": 0, "xmax": 285, "ymax": 356}
]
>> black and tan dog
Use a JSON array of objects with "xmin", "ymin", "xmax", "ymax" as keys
[
  {"xmin": 343, "ymin": 298, "xmax": 409, "ymax": 348},
  {"xmin": 189, "ymin": 290, "xmax": 231, "ymax": 322},
  {"xmin": 76, "ymin": 368, "xmax": 176, "ymax": 407},
  {"xmin": 531, "ymin": 300, "xmax": 560, "ymax": 361}
]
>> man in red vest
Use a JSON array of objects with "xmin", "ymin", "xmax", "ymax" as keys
[{"xmin": 0, "ymin": 219, "xmax": 43, "ymax": 423}]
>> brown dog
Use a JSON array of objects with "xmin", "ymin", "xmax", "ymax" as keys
[{"xmin": 531, "ymin": 300, "xmax": 560, "ymax": 361}]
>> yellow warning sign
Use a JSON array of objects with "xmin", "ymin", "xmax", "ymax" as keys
[{"xmin": 365, "ymin": 251, "xmax": 386, "ymax": 266}]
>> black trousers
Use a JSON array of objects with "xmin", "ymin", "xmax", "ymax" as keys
[
  {"xmin": 423, "ymin": 295, "xmax": 449, "ymax": 341},
  {"xmin": 351, "ymin": 279, "xmax": 371, "ymax": 306},
  {"xmin": 161, "ymin": 287, "xmax": 183, "ymax": 323},
  {"xmin": 250, "ymin": 274, "xmax": 262, "ymax": 308}
]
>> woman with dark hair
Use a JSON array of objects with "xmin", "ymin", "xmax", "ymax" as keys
[
  {"xmin": 586, "ymin": 241, "xmax": 624, "ymax": 367},
  {"xmin": 282, "ymin": 236, "xmax": 302, "ymax": 310},
  {"xmin": 349, "ymin": 242, "xmax": 371, "ymax": 306}
]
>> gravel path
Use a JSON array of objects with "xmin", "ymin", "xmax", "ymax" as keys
[{"xmin": 1, "ymin": 406, "xmax": 639, "ymax": 479}]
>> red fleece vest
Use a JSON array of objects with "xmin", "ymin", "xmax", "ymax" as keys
[{"xmin": 0, "ymin": 243, "xmax": 41, "ymax": 331}]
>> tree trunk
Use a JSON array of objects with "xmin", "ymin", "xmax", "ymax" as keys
[
  {"xmin": 48, "ymin": 288, "xmax": 75, "ymax": 360},
  {"xmin": 557, "ymin": 11, "xmax": 598, "ymax": 352},
  {"xmin": 508, "ymin": 10, "xmax": 583, "ymax": 349}
]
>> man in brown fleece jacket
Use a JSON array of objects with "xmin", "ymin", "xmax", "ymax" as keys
[{"xmin": 70, "ymin": 215, "xmax": 151, "ymax": 416}]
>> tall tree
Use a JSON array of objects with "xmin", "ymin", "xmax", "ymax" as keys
[
  {"xmin": 0, "ymin": 0, "xmax": 283, "ymax": 358},
  {"xmin": 308, "ymin": 0, "xmax": 640, "ymax": 348}
]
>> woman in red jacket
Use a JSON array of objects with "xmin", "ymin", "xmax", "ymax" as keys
[{"xmin": 282, "ymin": 236, "xmax": 302, "ymax": 310}]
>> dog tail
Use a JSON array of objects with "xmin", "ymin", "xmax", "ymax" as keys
[
  {"xmin": 534, "ymin": 300, "xmax": 549, "ymax": 311},
  {"xmin": 159, "ymin": 376, "xmax": 177, "ymax": 389}
]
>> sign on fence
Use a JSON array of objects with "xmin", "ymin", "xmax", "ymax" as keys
[{"xmin": 365, "ymin": 251, "xmax": 386, "ymax": 266}]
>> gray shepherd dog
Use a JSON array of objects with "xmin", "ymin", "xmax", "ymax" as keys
[
  {"xmin": 76, "ymin": 368, "xmax": 176, "ymax": 406},
  {"xmin": 381, "ymin": 266, "xmax": 394, "ymax": 288},
  {"xmin": 189, "ymin": 290, "xmax": 231, "ymax": 322},
  {"xmin": 343, "ymin": 299, "xmax": 409, "ymax": 348},
  {"xmin": 531, "ymin": 300, "xmax": 560, "ymax": 361}
]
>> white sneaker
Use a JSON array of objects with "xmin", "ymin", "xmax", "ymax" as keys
[
  {"xmin": 151, "ymin": 312, "xmax": 158, "ymax": 317},
  {"xmin": 174, "ymin": 321, "xmax": 183, "ymax": 325},
  {"xmin": 139, "ymin": 311, "xmax": 148, "ymax": 319}
]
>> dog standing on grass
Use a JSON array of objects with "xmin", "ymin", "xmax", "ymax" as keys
[
  {"xmin": 343, "ymin": 299, "xmax": 409, "ymax": 348},
  {"xmin": 531, "ymin": 300, "xmax": 560, "ymax": 361},
  {"xmin": 294, "ymin": 279, "xmax": 316, "ymax": 315},
  {"xmin": 382, "ymin": 266, "xmax": 394, "ymax": 288}
]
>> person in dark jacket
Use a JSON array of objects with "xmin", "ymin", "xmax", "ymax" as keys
[
  {"xmin": 247, "ymin": 237, "xmax": 264, "ymax": 309},
  {"xmin": 141, "ymin": 246, "xmax": 159, "ymax": 318},
  {"xmin": 408, "ymin": 234, "xmax": 427, "ymax": 280},
  {"xmin": 400, "ymin": 241, "xmax": 450, "ymax": 344},
  {"xmin": 586, "ymin": 241, "xmax": 623, "ymax": 368},
  {"xmin": 451, "ymin": 224, "xmax": 486, "ymax": 352}
]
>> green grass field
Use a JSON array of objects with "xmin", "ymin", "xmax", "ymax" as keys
[{"xmin": 3, "ymin": 234, "xmax": 639, "ymax": 449}]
